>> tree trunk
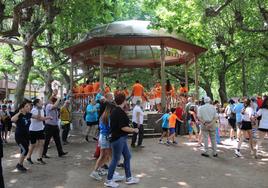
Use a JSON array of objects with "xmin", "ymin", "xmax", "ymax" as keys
[
  {"xmin": 4, "ymin": 73, "xmax": 9, "ymax": 100},
  {"xmin": 14, "ymin": 46, "xmax": 34, "ymax": 108},
  {"xmin": 218, "ymin": 70, "xmax": 228, "ymax": 104},
  {"xmin": 29, "ymin": 79, "xmax": 32, "ymax": 99},
  {"xmin": 202, "ymin": 82, "xmax": 214, "ymax": 101},
  {"xmin": 44, "ymin": 70, "xmax": 53, "ymax": 102},
  {"xmin": 241, "ymin": 57, "xmax": 247, "ymax": 96}
]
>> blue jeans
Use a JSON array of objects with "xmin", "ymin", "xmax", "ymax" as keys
[
  {"xmin": 216, "ymin": 127, "xmax": 221, "ymax": 144},
  {"xmin": 107, "ymin": 136, "xmax": 131, "ymax": 180}
]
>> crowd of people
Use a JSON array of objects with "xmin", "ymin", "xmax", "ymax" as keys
[
  {"xmin": 156, "ymin": 94, "xmax": 268, "ymax": 159},
  {"xmin": 0, "ymin": 79, "xmax": 267, "ymax": 188}
]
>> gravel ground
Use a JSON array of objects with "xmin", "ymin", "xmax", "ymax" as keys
[{"xmin": 2, "ymin": 131, "xmax": 268, "ymax": 188}]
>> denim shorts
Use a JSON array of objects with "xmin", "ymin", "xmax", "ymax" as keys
[
  {"xmin": 169, "ymin": 128, "xmax": 176, "ymax": 134},
  {"xmin": 98, "ymin": 134, "xmax": 111, "ymax": 149}
]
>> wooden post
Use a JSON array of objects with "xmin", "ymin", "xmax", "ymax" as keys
[
  {"xmin": 70, "ymin": 57, "xmax": 74, "ymax": 113},
  {"xmin": 99, "ymin": 47, "xmax": 104, "ymax": 91},
  {"xmin": 184, "ymin": 62, "xmax": 188, "ymax": 89},
  {"xmin": 194, "ymin": 54, "xmax": 199, "ymax": 100},
  {"xmin": 160, "ymin": 44, "xmax": 166, "ymax": 112}
]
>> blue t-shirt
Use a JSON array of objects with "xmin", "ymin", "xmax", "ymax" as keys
[
  {"xmin": 234, "ymin": 103, "xmax": 244, "ymax": 123},
  {"xmin": 95, "ymin": 93, "xmax": 103, "ymax": 102},
  {"xmin": 99, "ymin": 120, "xmax": 110, "ymax": 136},
  {"xmin": 86, "ymin": 104, "xmax": 99, "ymax": 122},
  {"xmin": 161, "ymin": 113, "xmax": 170, "ymax": 128}
]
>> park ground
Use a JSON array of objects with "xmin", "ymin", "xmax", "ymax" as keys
[{"xmin": 2, "ymin": 131, "xmax": 268, "ymax": 188}]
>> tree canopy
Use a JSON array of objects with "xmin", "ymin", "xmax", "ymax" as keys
[{"xmin": 0, "ymin": 0, "xmax": 267, "ymax": 106}]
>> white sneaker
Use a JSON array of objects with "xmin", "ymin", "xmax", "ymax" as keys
[
  {"xmin": 90, "ymin": 171, "xmax": 102, "ymax": 181},
  {"xmin": 104, "ymin": 180, "xmax": 119, "ymax": 188},
  {"xmin": 125, "ymin": 177, "xmax": 140, "ymax": 185},
  {"xmin": 113, "ymin": 173, "xmax": 125, "ymax": 182},
  {"xmin": 98, "ymin": 168, "xmax": 108, "ymax": 176},
  {"xmin": 235, "ymin": 149, "xmax": 242, "ymax": 157}
]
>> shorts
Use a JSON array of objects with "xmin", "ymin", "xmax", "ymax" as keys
[
  {"xmin": 189, "ymin": 122, "xmax": 198, "ymax": 134},
  {"xmin": 1, "ymin": 123, "xmax": 12, "ymax": 132},
  {"xmin": 132, "ymin": 96, "xmax": 142, "ymax": 104},
  {"xmin": 162, "ymin": 127, "xmax": 168, "ymax": 132},
  {"xmin": 155, "ymin": 98, "xmax": 161, "ymax": 105},
  {"xmin": 169, "ymin": 128, "xmax": 176, "ymax": 134},
  {"xmin": 187, "ymin": 120, "xmax": 192, "ymax": 133},
  {"xmin": 228, "ymin": 118, "xmax": 236, "ymax": 131},
  {"xmin": 98, "ymin": 134, "xmax": 110, "ymax": 149},
  {"xmin": 241, "ymin": 121, "xmax": 252, "ymax": 130},
  {"xmin": 236, "ymin": 122, "xmax": 242, "ymax": 129},
  {"xmin": 86, "ymin": 121, "xmax": 99, "ymax": 126},
  {"xmin": 149, "ymin": 99, "xmax": 155, "ymax": 106},
  {"xmin": 258, "ymin": 128, "xmax": 268, "ymax": 132},
  {"xmin": 15, "ymin": 134, "xmax": 29, "ymax": 156},
  {"xmin": 29, "ymin": 130, "xmax": 45, "ymax": 144}
]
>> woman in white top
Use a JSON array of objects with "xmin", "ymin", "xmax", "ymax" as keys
[
  {"xmin": 256, "ymin": 97, "xmax": 268, "ymax": 152},
  {"xmin": 235, "ymin": 98, "xmax": 255, "ymax": 158},
  {"xmin": 26, "ymin": 99, "xmax": 51, "ymax": 164}
]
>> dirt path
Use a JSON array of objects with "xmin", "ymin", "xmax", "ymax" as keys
[{"xmin": 2, "ymin": 131, "xmax": 268, "ymax": 188}]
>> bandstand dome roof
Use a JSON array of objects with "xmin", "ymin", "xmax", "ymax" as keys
[{"xmin": 63, "ymin": 20, "xmax": 207, "ymax": 68}]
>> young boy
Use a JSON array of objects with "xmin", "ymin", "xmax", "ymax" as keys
[
  {"xmin": 155, "ymin": 109, "xmax": 170, "ymax": 144},
  {"xmin": 168, "ymin": 108, "xmax": 182, "ymax": 144}
]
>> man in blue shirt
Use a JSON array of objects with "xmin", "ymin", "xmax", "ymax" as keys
[{"xmin": 234, "ymin": 99, "xmax": 244, "ymax": 140}]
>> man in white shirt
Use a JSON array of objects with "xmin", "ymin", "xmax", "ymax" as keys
[
  {"xmin": 131, "ymin": 100, "xmax": 144, "ymax": 148},
  {"xmin": 198, "ymin": 97, "xmax": 218, "ymax": 157}
]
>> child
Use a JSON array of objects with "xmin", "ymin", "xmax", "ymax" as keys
[
  {"xmin": 188, "ymin": 106, "xmax": 198, "ymax": 142},
  {"xmin": 155, "ymin": 109, "xmax": 170, "ymax": 144},
  {"xmin": 168, "ymin": 108, "xmax": 182, "ymax": 144},
  {"xmin": 219, "ymin": 108, "xmax": 228, "ymax": 137}
]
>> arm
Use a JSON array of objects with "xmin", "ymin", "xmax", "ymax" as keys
[
  {"xmin": 51, "ymin": 98, "xmax": 61, "ymax": 110},
  {"xmin": 121, "ymin": 126, "xmax": 138, "ymax": 133},
  {"xmin": 155, "ymin": 115, "xmax": 163, "ymax": 123},
  {"xmin": 32, "ymin": 115, "xmax": 51, "ymax": 121},
  {"xmin": 11, "ymin": 111, "xmax": 21, "ymax": 123}
]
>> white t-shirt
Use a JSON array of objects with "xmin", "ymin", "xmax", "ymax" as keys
[
  {"xmin": 132, "ymin": 105, "xmax": 144, "ymax": 124},
  {"xmin": 257, "ymin": 108, "xmax": 268, "ymax": 129},
  {"xmin": 29, "ymin": 107, "xmax": 45, "ymax": 131},
  {"xmin": 242, "ymin": 107, "xmax": 254, "ymax": 122}
]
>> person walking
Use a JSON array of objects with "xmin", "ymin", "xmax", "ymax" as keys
[
  {"xmin": 60, "ymin": 100, "xmax": 71, "ymax": 145},
  {"xmin": 235, "ymin": 99, "xmax": 256, "ymax": 158},
  {"xmin": 90, "ymin": 103, "xmax": 122, "ymax": 181},
  {"xmin": 225, "ymin": 99, "xmax": 236, "ymax": 141},
  {"xmin": 256, "ymin": 97, "xmax": 268, "ymax": 154},
  {"xmin": 104, "ymin": 93, "xmax": 139, "ymax": 188},
  {"xmin": 85, "ymin": 99, "xmax": 99, "ymax": 142},
  {"xmin": 197, "ymin": 97, "xmax": 218, "ymax": 157},
  {"xmin": 0, "ymin": 130, "xmax": 4, "ymax": 187},
  {"xmin": 26, "ymin": 99, "xmax": 51, "ymax": 165},
  {"xmin": 131, "ymin": 100, "xmax": 144, "ymax": 148},
  {"xmin": 11, "ymin": 100, "xmax": 49, "ymax": 172},
  {"xmin": 43, "ymin": 97, "xmax": 68, "ymax": 158}
]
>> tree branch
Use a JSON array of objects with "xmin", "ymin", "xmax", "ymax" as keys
[
  {"xmin": 205, "ymin": 0, "xmax": 234, "ymax": 17},
  {"xmin": 226, "ymin": 56, "xmax": 243, "ymax": 70},
  {"xmin": 0, "ymin": 37, "xmax": 25, "ymax": 46},
  {"xmin": 0, "ymin": 0, "xmax": 42, "ymax": 37},
  {"xmin": 6, "ymin": 59, "xmax": 20, "ymax": 68}
]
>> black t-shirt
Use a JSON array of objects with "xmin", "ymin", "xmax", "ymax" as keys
[
  {"xmin": 0, "ymin": 136, "xmax": 3, "ymax": 158},
  {"xmin": 110, "ymin": 106, "xmax": 129, "ymax": 142},
  {"xmin": 15, "ymin": 113, "xmax": 32, "ymax": 136}
]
